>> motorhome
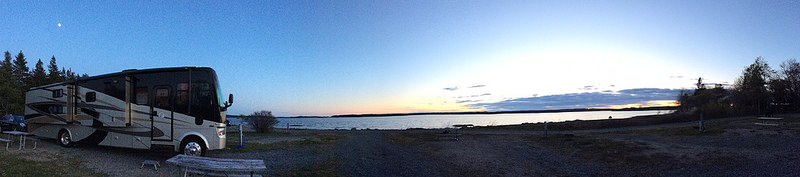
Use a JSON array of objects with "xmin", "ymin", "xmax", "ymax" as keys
[{"xmin": 24, "ymin": 67, "xmax": 232, "ymax": 156}]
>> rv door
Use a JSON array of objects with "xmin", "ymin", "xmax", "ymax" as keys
[{"xmin": 151, "ymin": 86, "xmax": 173, "ymax": 141}]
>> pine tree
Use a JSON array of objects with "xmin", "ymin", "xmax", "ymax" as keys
[
  {"xmin": 0, "ymin": 51, "xmax": 11, "ymax": 85},
  {"xmin": 1, "ymin": 51, "xmax": 23, "ymax": 114},
  {"xmin": 0, "ymin": 51, "xmax": 15, "ymax": 114},
  {"xmin": 31, "ymin": 59, "xmax": 47, "ymax": 87},
  {"xmin": 12, "ymin": 51, "xmax": 29, "ymax": 90},
  {"xmin": 1, "ymin": 51, "xmax": 13, "ymax": 81},
  {"xmin": 48, "ymin": 56, "xmax": 63, "ymax": 83}
]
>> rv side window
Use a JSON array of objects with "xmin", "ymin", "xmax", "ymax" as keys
[
  {"xmin": 49, "ymin": 106, "xmax": 64, "ymax": 114},
  {"xmin": 192, "ymin": 82, "xmax": 212, "ymax": 105},
  {"xmin": 175, "ymin": 83, "xmax": 189, "ymax": 114},
  {"xmin": 52, "ymin": 89, "xmax": 63, "ymax": 98},
  {"xmin": 154, "ymin": 87, "xmax": 170, "ymax": 109},
  {"xmin": 86, "ymin": 92, "xmax": 97, "ymax": 102},
  {"xmin": 136, "ymin": 87, "xmax": 148, "ymax": 105}
]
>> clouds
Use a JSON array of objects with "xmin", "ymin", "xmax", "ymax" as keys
[
  {"xmin": 471, "ymin": 88, "xmax": 681, "ymax": 111},
  {"xmin": 445, "ymin": 85, "xmax": 486, "ymax": 91}
]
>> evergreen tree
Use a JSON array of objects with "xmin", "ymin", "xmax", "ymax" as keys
[
  {"xmin": 0, "ymin": 51, "xmax": 11, "ymax": 85},
  {"xmin": 1, "ymin": 51, "xmax": 13, "ymax": 81},
  {"xmin": 48, "ymin": 56, "xmax": 63, "ymax": 83},
  {"xmin": 60, "ymin": 67, "xmax": 67, "ymax": 80},
  {"xmin": 0, "ymin": 51, "xmax": 18, "ymax": 114},
  {"xmin": 66, "ymin": 68, "xmax": 76, "ymax": 80},
  {"xmin": 31, "ymin": 59, "xmax": 47, "ymax": 87},
  {"xmin": 12, "ymin": 50, "xmax": 29, "ymax": 90}
]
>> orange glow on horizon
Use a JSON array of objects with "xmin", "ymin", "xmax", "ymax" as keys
[{"xmin": 600, "ymin": 100, "xmax": 679, "ymax": 109}]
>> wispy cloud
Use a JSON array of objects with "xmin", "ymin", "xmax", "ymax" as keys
[
  {"xmin": 469, "ymin": 85, "xmax": 486, "ymax": 88},
  {"xmin": 470, "ymin": 88, "xmax": 681, "ymax": 111},
  {"xmin": 457, "ymin": 100, "xmax": 483, "ymax": 103},
  {"xmin": 580, "ymin": 85, "xmax": 598, "ymax": 91},
  {"xmin": 444, "ymin": 86, "xmax": 458, "ymax": 91}
]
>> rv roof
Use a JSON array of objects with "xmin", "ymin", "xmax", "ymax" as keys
[{"xmin": 28, "ymin": 66, "xmax": 214, "ymax": 90}]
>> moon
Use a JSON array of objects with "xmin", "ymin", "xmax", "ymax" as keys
[{"xmin": 58, "ymin": 23, "xmax": 62, "ymax": 27}]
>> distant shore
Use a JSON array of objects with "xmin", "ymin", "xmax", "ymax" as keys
[{"xmin": 329, "ymin": 106, "xmax": 677, "ymax": 118}]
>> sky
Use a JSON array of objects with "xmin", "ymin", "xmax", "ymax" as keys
[{"xmin": 1, "ymin": 1, "xmax": 799, "ymax": 116}]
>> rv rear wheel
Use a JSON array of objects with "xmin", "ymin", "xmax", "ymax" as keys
[
  {"xmin": 180, "ymin": 137, "xmax": 207, "ymax": 156},
  {"xmin": 57, "ymin": 130, "xmax": 73, "ymax": 147}
]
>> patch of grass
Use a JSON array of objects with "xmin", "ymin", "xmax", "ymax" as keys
[
  {"xmin": 218, "ymin": 133, "xmax": 347, "ymax": 153},
  {"xmin": 226, "ymin": 130, "xmax": 291, "ymax": 138},
  {"xmin": 0, "ymin": 153, "xmax": 105, "ymax": 177}
]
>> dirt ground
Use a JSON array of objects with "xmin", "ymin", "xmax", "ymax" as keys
[{"xmin": 2, "ymin": 115, "xmax": 799, "ymax": 176}]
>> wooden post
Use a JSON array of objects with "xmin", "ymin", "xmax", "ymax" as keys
[
  {"xmin": 699, "ymin": 112, "xmax": 705, "ymax": 132},
  {"xmin": 544, "ymin": 121, "xmax": 548, "ymax": 138},
  {"xmin": 239, "ymin": 123, "xmax": 244, "ymax": 147}
]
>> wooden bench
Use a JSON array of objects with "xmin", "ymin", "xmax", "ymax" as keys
[{"xmin": 166, "ymin": 154, "xmax": 266, "ymax": 177}]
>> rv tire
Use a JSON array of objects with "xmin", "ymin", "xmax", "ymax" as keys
[
  {"xmin": 180, "ymin": 136, "xmax": 207, "ymax": 156},
  {"xmin": 57, "ymin": 130, "xmax": 74, "ymax": 147}
]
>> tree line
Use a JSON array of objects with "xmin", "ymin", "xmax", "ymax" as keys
[
  {"xmin": 678, "ymin": 57, "xmax": 800, "ymax": 117},
  {"xmin": 1, "ymin": 50, "xmax": 86, "ymax": 115}
]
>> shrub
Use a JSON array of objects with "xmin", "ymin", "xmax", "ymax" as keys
[{"xmin": 247, "ymin": 110, "xmax": 279, "ymax": 133}]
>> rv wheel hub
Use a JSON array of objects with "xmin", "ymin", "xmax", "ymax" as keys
[{"xmin": 184, "ymin": 142, "xmax": 202, "ymax": 156}]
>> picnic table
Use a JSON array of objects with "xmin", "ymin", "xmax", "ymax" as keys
[
  {"xmin": 166, "ymin": 154, "xmax": 266, "ymax": 177},
  {"xmin": 2, "ymin": 131, "xmax": 37, "ymax": 152}
]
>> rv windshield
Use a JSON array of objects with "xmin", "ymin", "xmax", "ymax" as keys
[{"xmin": 214, "ymin": 74, "xmax": 224, "ymax": 108}]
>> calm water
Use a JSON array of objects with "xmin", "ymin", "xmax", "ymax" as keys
[{"xmin": 229, "ymin": 110, "xmax": 672, "ymax": 130}]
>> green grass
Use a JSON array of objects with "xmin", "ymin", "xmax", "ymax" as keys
[
  {"xmin": 0, "ymin": 153, "xmax": 105, "ymax": 177},
  {"xmin": 226, "ymin": 130, "xmax": 292, "ymax": 137}
]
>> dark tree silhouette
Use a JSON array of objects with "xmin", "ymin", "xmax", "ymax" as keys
[
  {"xmin": 248, "ymin": 110, "xmax": 279, "ymax": 133},
  {"xmin": 732, "ymin": 57, "xmax": 774, "ymax": 115}
]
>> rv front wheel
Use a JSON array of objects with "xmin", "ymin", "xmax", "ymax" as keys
[
  {"xmin": 58, "ymin": 130, "xmax": 73, "ymax": 147},
  {"xmin": 180, "ymin": 137, "xmax": 206, "ymax": 156}
]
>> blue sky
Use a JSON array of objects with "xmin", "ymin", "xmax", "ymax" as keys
[{"xmin": 2, "ymin": 1, "xmax": 799, "ymax": 116}]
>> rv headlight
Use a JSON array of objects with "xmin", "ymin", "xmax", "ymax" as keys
[
  {"xmin": 19, "ymin": 123, "xmax": 25, "ymax": 127},
  {"xmin": 217, "ymin": 128, "xmax": 225, "ymax": 136}
]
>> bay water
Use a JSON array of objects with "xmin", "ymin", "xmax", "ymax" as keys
[{"xmin": 229, "ymin": 110, "xmax": 671, "ymax": 130}]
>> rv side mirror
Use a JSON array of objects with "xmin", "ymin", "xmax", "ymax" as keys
[{"xmin": 222, "ymin": 94, "xmax": 233, "ymax": 111}]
